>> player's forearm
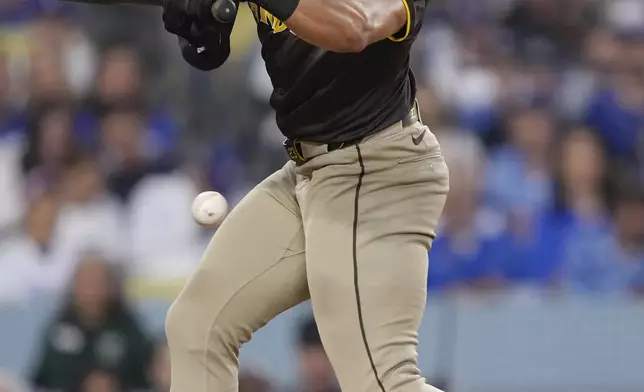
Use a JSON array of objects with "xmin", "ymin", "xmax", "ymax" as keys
[
  {"xmin": 261, "ymin": 0, "xmax": 407, "ymax": 52},
  {"xmin": 289, "ymin": 0, "xmax": 405, "ymax": 52}
]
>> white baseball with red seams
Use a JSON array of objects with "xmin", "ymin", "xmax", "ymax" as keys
[{"xmin": 191, "ymin": 191, "xmax": 228, "ymax": 226}]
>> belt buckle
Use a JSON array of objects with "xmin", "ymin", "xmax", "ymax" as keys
[{"xmin": 283, "ymin": 139, "xmax": 307, "ymax": 165}]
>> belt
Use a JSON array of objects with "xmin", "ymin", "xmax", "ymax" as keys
[{"xmin": 284, "ymin": 104, "xmax": 420, "ymax": 165}]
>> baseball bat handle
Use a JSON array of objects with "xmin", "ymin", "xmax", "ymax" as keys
[
  {"xmin": 61, "ymin": 0, "xmax": 238, "ymax": 23},
  {"xmin": 211, "ymin": 0, "xmax": 238, "ymax": 23},
  {"xmin": 61, "ymin": 0, "xmax": 164, "ymax": 5}
]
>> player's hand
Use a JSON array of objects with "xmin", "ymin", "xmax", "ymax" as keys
[
  {"xmin": 163, "ymin": 0, "xmax": 219, "ymax": 40},
  {"xmin": 164, "ymin": 0, "xmax": 233, "ymax": 45},
  {"xmin": 179, "ymin": 36, "xmax": 230, "ymax": 71},
  {"xmin": 163, "ymin": 0, "xmax": 194, "ymax": 39},
  {"xmin": 163, "ymin": 0, "xmax": 235, "ymax": 70}
]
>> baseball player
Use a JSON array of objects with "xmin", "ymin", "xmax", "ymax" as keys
[{"xmin": 162, "ymin": 0, "xmax": 449, "ymax": 391}]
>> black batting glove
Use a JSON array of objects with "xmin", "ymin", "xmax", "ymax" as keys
[
  {"xmin": 175, "ymin": 21, "xmax": 232, "ymax": 71},
  {"xmin": 163, "ymin": 0, "xmax": 195, "ymax": 40},
  {"xmin": 179, "ymin": 36, "xmax": 230, "ymax": 71},
  {"xmin": 163, "ymin": 0, "xmax": 234, "ymax": 71},
  {"xmin": 163, "ymin": 0, "xmax": 232, "ymax": 42}
]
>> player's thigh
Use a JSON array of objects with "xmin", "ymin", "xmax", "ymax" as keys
[
  {"xmin": 298, "ymin": 127, "xmax": 448, "ymax": 392},
  {"xmin": 166, "ymin": 161, "xmax": 309, "ymax": 351}
]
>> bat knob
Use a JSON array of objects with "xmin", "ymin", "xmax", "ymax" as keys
[{"xmin": 211, "ymin": 0, "xmax": 237, "ymax": 23}]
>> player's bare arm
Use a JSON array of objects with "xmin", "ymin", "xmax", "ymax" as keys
[
  {"xmin": 164, "ymin": 0, "xmax": 411, "ymax": 56},
  {"xmin": 282, "ymin": 0, "xmax": 408, "ymax": 52}
]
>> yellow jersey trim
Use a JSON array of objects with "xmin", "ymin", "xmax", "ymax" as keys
[{"xmin": 388, "ymin": 0, "xmax": 411, "ymax": 42}]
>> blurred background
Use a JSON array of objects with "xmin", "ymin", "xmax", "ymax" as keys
[{"xmin": 1, "ymin": 0, "xmax": 644, "ymax": 391}]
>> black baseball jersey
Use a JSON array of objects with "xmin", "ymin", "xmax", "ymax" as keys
[{"xmin": 248, "ymin": 0, "xmax": 429, "ymax": 143}]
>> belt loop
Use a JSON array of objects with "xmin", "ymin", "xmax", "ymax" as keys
[{"xmin": 413, "ymin": 99, "xmax": 422, "ymax": 124}]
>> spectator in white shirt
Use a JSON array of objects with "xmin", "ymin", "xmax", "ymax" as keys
[
  {"xmin": 0, "ymin": 193, "xmax": 59, "ymax": 302},
  {"xmin": 0, "ymin": 53, "xmax": 26, "ymax": 234},
  {"xmin": 0, "ymin": 150, "xmax": 128, "ymax": 303},
  {"xmin": 0, "ymin": 131, "xmax": 25, "ymax": 234},
  {"xmin": 54, "ymin": 152, "xmax": 129, "ymax": 268},
  {"xmin": 128, "ymin": 170, "xmax": 205, "ymax": 280}
]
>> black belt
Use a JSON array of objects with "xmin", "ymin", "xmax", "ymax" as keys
[{"xmin": 284, "ymin": 108, "xmax": 418, "ymax": 165}]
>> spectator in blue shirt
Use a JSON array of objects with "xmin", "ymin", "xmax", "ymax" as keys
[
  {"xmin": 430, "ymin": 130, "xmax": 512, "ymax": 292},
  {"xmin": 585, "ymin": 66, "xmax": 644, "ymax": 164},
  {"xmin": 562, "ymin": 183, "xmax": 644, "ymax": 296},
  {"xmin": 21, "ymin": 102, "xmax": 82, "ymax": 201},
  {"xmin": 551, "ymin": 128, "xmax": 612, "ymax": 232},
  {"xmin": 485, "ymin": 107, "xmax": 555, "ymax": 218},
  {"xmin": 100, "ymin": 106, "xmax": 176, "ymax": 203},
  {"xmin": 0, "ymin": 0, "xmax": 45, "ymax": 26},
  {"xmin": 78, "ymin": 42, "xmax": 177, "ymax": 155},
  {"xmin": 0, "ymin": 54, "xmax": 26, "ymax": 138},
  {"xmin": 502, "ymin": 127, "xmax": 614, "ymax": 286}
]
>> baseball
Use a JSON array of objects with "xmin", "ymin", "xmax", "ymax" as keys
[{"xmin": 191, "ymin": 191, "xmax": 229, "ymax": 227}]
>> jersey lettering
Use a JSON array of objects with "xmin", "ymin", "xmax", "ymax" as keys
[{"xmin": 248, "ymin": 3, "xmax": 288, "ymax": 34}]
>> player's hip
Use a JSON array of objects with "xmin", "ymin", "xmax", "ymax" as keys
[
  {"xmin": 291, "ymin": 102, "xmax": 444, "ymax": 174},
  {"xmin": 284, "ymin": 101, "xmax": 436, "ymax": 164}
]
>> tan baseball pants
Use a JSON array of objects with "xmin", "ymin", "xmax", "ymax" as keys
[{"xmin": 165, "ymin": 115, "xmax": 449, "ymax": 392}]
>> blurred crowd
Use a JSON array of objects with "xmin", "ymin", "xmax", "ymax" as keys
[
  {"xmin": 1, "ymin": 257, "xmax": 339, "ymax": 392},
  {"xmin": 2, "ymin": 0, "xmax": 644, "ymax": 391},
  {"xmin": 415, "ymin": 0, "xmax": 644, "ymax": 296}
]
